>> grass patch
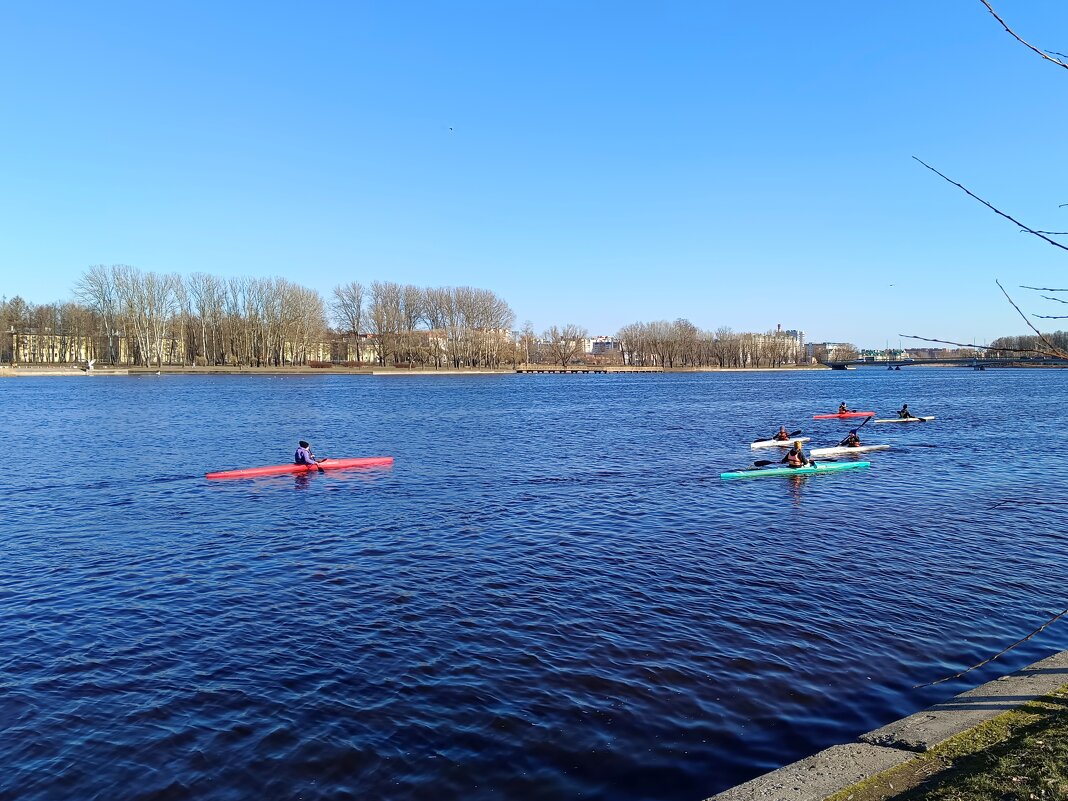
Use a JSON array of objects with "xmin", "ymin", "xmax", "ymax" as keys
[{"xmin": 828, "ymin": 684, "xmax": 1068, "ymax": 801}]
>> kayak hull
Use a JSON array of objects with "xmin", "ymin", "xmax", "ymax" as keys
[
  {"xmin": 812, "ymin": 412, "xmax": 875, "ymax": 419},
  {"xmin": 873, "ymin": 416, "xmax": 935, "ymax": 424},
  {"xmin": 206, "ymin": 456, "xmax": 394, "ymax": 480},
  {"xmin": 751, "ymin": 437, "xmax": 811, "ymax": 449},
  {"xmin": 809, "ymin": 444, "xmax": 890, "ymax": 457},
  {"xmin": 721, "ymin": 461, "xmax": 871, "ymax": 480}
]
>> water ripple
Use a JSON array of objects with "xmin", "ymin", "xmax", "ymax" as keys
[{"xmin": 2, "ymin": 370, "xmax": 1068, "ymax": 800}]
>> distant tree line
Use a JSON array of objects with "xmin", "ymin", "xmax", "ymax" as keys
[
  {"xmin": 615, "ymin": 320, "xmax": 808, "ymax": 368},
  {"xmin": 0, "ymin": 265, "xmax": 516, "ymax": 368},
  {"xmin": 989, "ymin": 331, "xmax": 1068, "ymax": 357},
  {"xmin": 333, "ymin": 281, "xmax": 516, "ymax": 368},
  {"xmin": 1, "ymin": 265, "xmax": 837, "ymax": 370}
]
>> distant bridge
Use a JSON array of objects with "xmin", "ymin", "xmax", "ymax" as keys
[{"xmin": 823, "ymin": 356, "xmax": 1068, "ymax": 370}]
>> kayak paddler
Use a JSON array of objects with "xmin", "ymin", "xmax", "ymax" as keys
[
  {"xmin": 839, "ymin": 429, "xmax": 862, "ymax": 448},
  {"xmin": 294, "ymin": 440, "xmax": 324, "ymax": 466},
  {"xmin": 773, "ymin": 425, "xmax": 791, "ymax": 441},
  {"xmin": 838, "ymin": 401, "xmax": 850, "ymax": 414},
  {"xmin": 781, "ymin": 440, "xmax": 811, "ymax": 468},
  {"xmin": 898, "ymin": 403, "xmax": 914, "ymax": 419}
]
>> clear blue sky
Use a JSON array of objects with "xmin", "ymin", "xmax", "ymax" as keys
[{"xmin": 2, "ymin": 1, "xmax": 1067, "ymax": 348}]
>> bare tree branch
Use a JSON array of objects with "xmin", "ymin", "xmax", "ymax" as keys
[
  {"xmin": 914, "ymin": 158, "xmax": 1068, "ymax": 253},
  {"xmin": 1032, "ymin": 315, "xmax": 1068, "ymax": 319},
  {"xmin": 979, "ymin": 0, "xmax": 1068, "ymax": 69},
  {"xmin": 997, "ymin": 279, "xmax": 1068, "ymax": 357},
  {"xmin": 1039, "ymin": 295, "xmax": 1068, "ymax": 305},
  {"xmin": 1031, "ymin": 230, "xmax": 1068, "ymax": 236},
  {"xmin": 1021, "ymin": 285, "xmax": 1068, "ymax": 292}
]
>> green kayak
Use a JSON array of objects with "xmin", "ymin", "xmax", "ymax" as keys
[{"xmin": 721, "ymin": 461, "xmax": 871, "ymax": 480}]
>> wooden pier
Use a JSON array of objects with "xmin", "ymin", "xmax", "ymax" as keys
[{"xmin": 515, "ymin": 367, "xmax": 663, "ymax": 374}]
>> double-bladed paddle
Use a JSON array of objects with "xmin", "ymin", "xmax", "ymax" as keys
[
  {"xmin": 836, "ymin": 413, "xmax": 873, "ymax": 447},
  {"xmin": 751, "ymin": 457, "xmax": 838, "ymax": 468}
]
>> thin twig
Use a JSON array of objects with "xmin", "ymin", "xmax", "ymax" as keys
[
  {"xmin": 1032, "ymin": 314, "xmax": 1068, "ymax": 319},
  {"xmin": 914, "ymin": 607, "xmax": 1068, "ymax": 688},
  {"xmin": 1032, "ymin": 231, "xmax": 1068, "ymax": 236},
  {"xmin": 979, "ymin": 0, "xmax": 1068, "ymax": 69},
  {"xmin": 997, "ymin": 280, "xmax": 1068, "ymax": 357},
  {"xmin": 1022, "ymin": 285, "xmax": 1068, "ymax": 292},
  {"xmin": 914, "ymin": 158, "xmax": 1068, "ymax": 253},
  {"xmin": 1040, "ymin": 295, "xmax": 1068, "ymax": 305}
]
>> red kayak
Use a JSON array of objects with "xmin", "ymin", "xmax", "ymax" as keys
[
  {"xmin": 812, "ymin": 411, "xmax": 875, "ymax": 419},
  {"xmin": 206, "ymin": 456, "xmax": 394, "ymax": 480}
]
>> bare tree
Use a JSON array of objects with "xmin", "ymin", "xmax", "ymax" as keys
[
  {"xmin": 368, "ymin": 281, "xmax": 402, "ymax": 365},
  {"xmin": 74, "ymin": 265, "xmax": 120, "ymax": 364},
  {"xmin": 332, "ymin": 281, "xmax": 365, "ymax": 363},
  {"xmin": 907, "ymin": 3, "xmax": 1068, "ymax": 359},
  {"xmin": 543, "ymin": 324, "xmax": 588, "ymax": 368}
]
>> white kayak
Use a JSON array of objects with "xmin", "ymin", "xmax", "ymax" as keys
[
  {"xmin": 873, "ymin": 416, "xmax": 934, "ymax": 423},
  {"xmin": 751, "ymin": 436, "xmax": 811, "ymax": 449},
  {"xmin": 809, "ymin": 444, "xmax": 891, "ymax": 457}
]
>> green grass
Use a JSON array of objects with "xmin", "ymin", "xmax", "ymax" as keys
[{"xmin": 829, "ymin": 685, "xmax": 1068, "ymax": 801}]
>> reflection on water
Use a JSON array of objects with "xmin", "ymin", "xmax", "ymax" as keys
[{"xmin": 2, "ymin": 369, "xmax": 1068, "ymax": 801}]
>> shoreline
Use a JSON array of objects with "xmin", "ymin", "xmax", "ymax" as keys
[
  {"xmin": 0, "ymin": 364, "xmax": 834, "ymax": 377},
  {"xmin": 3, "ymin": 363, "xmax": 1055, "ymax": 378},
  {"xmin": 708, "ymin": 649, "xmax": 1068, "ymax": 801}
]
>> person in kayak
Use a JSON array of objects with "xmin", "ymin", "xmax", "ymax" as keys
[
  {"xmin": 898, "ymin": 403, "xmax": 914, "ymax": 419},
  {"xmin": 294, "ymin": 440, "xmax": 323, "ymax": 466},
  {"xmin": 838, "ymin": 402, "xmax": 850, "ymax": 414},
  {"xmin": 782, "ymin": 441, "xmax": 811, "ymax": 468},
  {"xmin": 839, "ymin": 429, "xmax": 862, "ymax": 448},
  {"xmin": 773, "ymin": 425, "xmax": 791, "ymax": 441}
]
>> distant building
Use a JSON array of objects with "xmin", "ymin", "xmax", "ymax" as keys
[
  {"xmin": 806, "ymin": 342, "xmax": 852, "ymax": 361},
  {"xmin": 583, "ymin": 336, "xmax": 621, "ymax": 355},
  {"xmin": 749, "ymin": 325, "xmax": 805, "ymax": 363}
]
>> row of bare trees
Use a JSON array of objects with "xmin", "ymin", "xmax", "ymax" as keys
[
  {"xmin": 616, "ymin": 320, "xmax": 810, "ymax": 368},
  {"xmin": 71, "ymin": 265, "xmax": 329, "ymax": 367},
  {"xmin": 330, "ymin": 281, "xmax": 516, "ymax": 368},
  {"xmin": 1, "ymin": 265, "xmax": 328, "ymax": 366},
  {"xmin": 2, "ymin": 268, "xmax": 520, "ymax": 369},
  {"xmin": 0, "ymin": 297, "xmax": 98, "ymax": 364},
  {"xmin": 989, "ymin": 331, "xmax": 1068, "ymax": 357}
]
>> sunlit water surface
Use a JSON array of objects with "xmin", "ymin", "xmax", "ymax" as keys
[{"xmin": 2, "ymin": 370, "xmax": 1067, "ymax": 800}]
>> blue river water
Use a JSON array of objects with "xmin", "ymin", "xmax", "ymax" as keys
[{"xmin": 2, "ymin": 369, "xmax": 1068, "ymax": 800}]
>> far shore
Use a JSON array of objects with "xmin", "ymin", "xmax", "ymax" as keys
[{"xmin": 0, "ymin": 364, "xmax": 836, "ymax": 377}]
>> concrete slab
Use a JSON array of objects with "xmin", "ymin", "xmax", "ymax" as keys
[
  {"xmin": 861, "ymin": 650, "xmax": 1068, "ymax": 752},
  {"xmin": 704, "ymin": 743, "xmax": 917, "ymax": 801}
]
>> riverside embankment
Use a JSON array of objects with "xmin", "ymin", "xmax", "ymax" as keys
[
  {"xmin": 0, "ymin": 364, "xmax": 821, "ymax": 376},
  {"xmin": 708, "ymin": 649, "xmax": 1068, "ymax": 800}
]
